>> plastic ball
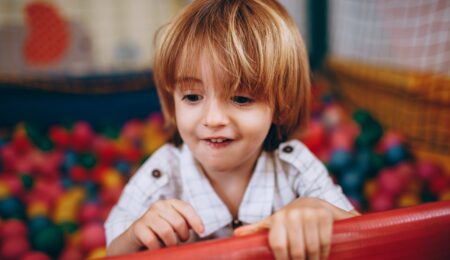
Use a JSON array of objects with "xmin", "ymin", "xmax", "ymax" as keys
[
  {"xmin": 20, "ymin": 174, "xmax": 34, "ymax": 191},
  {"xmin": 328, "ymin": 149, "xmax": 353, "ymax": 174},
  {"xmin": 397, "ymin": 192, "xmax": 421, "ymax": 208},
  {"xmin": 115, "ymin": 160, "xmax": 130, "ymax": 175},
  {"xmin": 27, "ymin": 201, "xmax": 50, "ymax": 218},
  {"xmin": 49, "ymin": 126, "xmax": 71, "ymax": 148},
  {"xmin": 79, "ymin": 202, "xmax": 102, "ymax": 224},
  {"xmin": 71, "ymin": 121, "xmax": 94, "ymax": 152},
  {"xmin": 330, "ymin": 129, "xmax": 353, "ymax": 152},
  {"xmin": 439, "ymin": 189, "xmax": 450, "ymax": 201},
  {"xmin": 384, "ymin": 145, "xmax": 408, "ymax": 166},
  {"xmin": 0, "ymin": 196, "xmax": 26, "ymax": 220},
  {"xmin": 70, "ymin": 165, "xmax": 89, "ymax": 183},
  {"xmin": 416, "ymin": 160, "xmax": 442, "ymax": 182},
  {"xmin": 429, "ymin": 174, "xmax": 449, "ymax": 195},
  {"xmin": 300, "ymin": 120, "xmax": 326, "ymax": 155},
  {"xmin": 101, "ymin": 169, "xmax": 124, "ymax": 189},
  {"xmin": 2, "ymin": 219, "xmax": 27, "ymax": 239},
  {"xmin": 21, "ymin": 251, "xmax": 51, "ymax": 260},
  {"xmin": 80, "ymin": 223, "xmax": 106, "ymax": 253},
  {"xmin": 377, "ymin": 131, "xmax": 405, "ymax": 153},
  {"xmin": 340, "ymin": 168, "xmax": 365, "ymax": 192},
  {"xmin": 78, "ymin": 153, "xmax": 97, "ymax": 169},
  {"xmin": 58, "ymin": 221, "xmax": 79, "ymax": 235},
  {"xmin": 59, "ymin": 247, "xmax": 83, "ymax": 260},
  {"xmin": 370, "ymin": 192, "xmax": 395, "ymax": 212},
  {"xmin": 31, "ymin": 225, "xmax": 65, "ymax": 257},
  {"xmin": 1, "ymin": 175, "xmax": 24, "ymax": 196},
  {"xmin": 28, "ymin": 215, "xmax": 52, "ymax": 236},
  {"xmin": 87, "ymin": 247, "xmax": 106, "ymax": 259},
  {"xmin": 0, "ymin": 181, "xmax": 11, "ymax": 199},
  {"xmin": 0, "ymin": 236, "xmax": 30, "ymax": 260},
  {"xmin": 62, "ymin": 150, "xmax": 78, "ymax": 174},
  {"xmin": 378, "ymin": 169, "xmax": 405, "ymax": 196},
  {"xmin": 363, "ymin": 179, "xmax": 378, "ymax": 200}
]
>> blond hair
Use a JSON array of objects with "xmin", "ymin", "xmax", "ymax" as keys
[{"xmin": 153, "ymin": 0, "xmax": 310, "ymax": 151}]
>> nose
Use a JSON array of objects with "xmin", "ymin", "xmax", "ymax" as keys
[{"xmin": 203, "ymin": 98, "xmax": 229, "ymax": 128}]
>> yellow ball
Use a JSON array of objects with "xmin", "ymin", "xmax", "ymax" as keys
[
  {"xmin": 87, "ymin": 247, "xmax": 107, "ymax": 259},
  {"xmin": 439, "ymin": 188, "xmax": 450, "ymax": 201},
  {"xmin": 27, "ymin": 201, "xmax": 49, "ymax": 218},
  {"xmin": 0, "ymin": 182, "xmax": 11, "ymax": 199},
  {"xmin": 364, "ymin": 179, "xmax": 378, "ymax": 200},
  {"xmin": 101, "ymin": 169, "xmax": 123, "ymax": 189},
  {"xmin": 397, "ymin": 192, "xmax": 420, "ymax": 208}
]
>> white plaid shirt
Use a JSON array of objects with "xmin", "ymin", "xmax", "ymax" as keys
[{"xmin": 105, "ymin": 139, "xmax": 353, "ymax": 246}]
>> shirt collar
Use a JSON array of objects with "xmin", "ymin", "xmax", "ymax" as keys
[{"xmin": 179, "ymin": 144, "xmax": 274, "ymax": 237}]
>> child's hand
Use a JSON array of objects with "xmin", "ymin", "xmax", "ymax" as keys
[
  {"xmin": 130, "ymin": 199, "xmax": 204, "ymax": 250},
  {"xmin": 234, "ymin": 198, "xmax": 358, "ymax": 260}
]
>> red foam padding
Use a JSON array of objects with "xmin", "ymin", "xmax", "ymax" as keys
[{"xmin": 106, "ymin": 200, "xmax": 450, "ymax": 260}]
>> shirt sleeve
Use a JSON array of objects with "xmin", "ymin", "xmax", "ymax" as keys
[
  {"xmin": 104, "ymin": 144, "xmax": 176, "ymax": 246},
  {"xmin": 279, "ymin": 140, "xmax": 354, "ymax": 212}
]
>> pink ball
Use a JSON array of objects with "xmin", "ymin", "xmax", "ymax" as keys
[
  {"xmin": 71, "ymin": 121, "xmax": 94, "ymax": 152},
  {"xmin": 80, "ymin": 223, "xmax": 106, "ymax": 253},
  {"xmin": 0, "ymin": 236, "xmax": 30, "ymax": 260},
  {"xmin": 370, "ymin": 192, "xmax": 395, "ymax": 212},
  {"xmin": 395, "ymin": 162, "xmax": 415, "ymax": 183},
  {"xmin": 416, "ymin": 160, "xmax": 442, "ymax": 182},
  {"xmin": 79, "ymin": 203, "xmax": 102, "ymax": 224},
  {"xmin": 378, "ymin": 168, "xmax": 406, "ymax": 196},
  {"xmin": 21, "ymin": 251, "xmax": 51, "ymax": 260},
  {"xmin": 2, "ymin": 219, "xmax": 27, "ymax": 239},
  {"xmin": 429, "ymin": 175, "xmax": 450, "ymax": 195},
  {"xmin": 58, "ymin": 247, "xmax": 83, "ymax": 260}
]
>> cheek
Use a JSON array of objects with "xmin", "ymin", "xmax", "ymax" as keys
[{"xmin": 238, "ymin": 107, "xmax": 273, "ymax": 137}]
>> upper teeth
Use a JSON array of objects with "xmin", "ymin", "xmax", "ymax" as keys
[{"xmin": 210, "ymin": 138, "xmax": 226, "ymax": 143}]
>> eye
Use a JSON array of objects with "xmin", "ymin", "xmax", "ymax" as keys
[
  {"xmin": 231, "ymin": 96, "xmax": 253, "ymax": 105},
  {"xmin": 182, "ymin": 94, "xmax": 203, "ymax": 103}
]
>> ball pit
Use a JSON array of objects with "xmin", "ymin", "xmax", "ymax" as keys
[
  {"xmin": 0, "ymin": 113, "xmax": 167, "ymax": 259},
  {"xmin": 0, "ymin": 81, "xmax": 448, "ymax": 258}
]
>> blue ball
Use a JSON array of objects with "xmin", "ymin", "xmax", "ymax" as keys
[
  {"xmin": 329, "ymin": 149, "xmax": 353, "ymax": 174},
  {"xmin": 0, "ymin": 197, "xmax": 26, "ymax": 219},
  {"xmin": 384, "ymin": 145, "xmax": 408, "ymax": 165},
  {"xmin": 28, "ymin": 215, "xmax": 52, "ymax": 236},
  {"xmin": 115, "ymin": 160, "xmax": 131, "ymax": 175},
  {"xmin": 340, "ymin": 167, "xmax": 365, "ymax": 192}
]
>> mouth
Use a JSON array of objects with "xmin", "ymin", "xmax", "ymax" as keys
[{"xmin": 203, "ymin": 137, "xmax": 234, "ymax": 148}]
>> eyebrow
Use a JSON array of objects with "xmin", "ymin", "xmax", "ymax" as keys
[{"xmin": 175, "ymin": 76, "xmax": 202, "ymax": 84}]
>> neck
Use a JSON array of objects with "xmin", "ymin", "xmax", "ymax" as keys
[{"xmin": 200, "ymin": 150, "xmax": 262, "ymax": 217}]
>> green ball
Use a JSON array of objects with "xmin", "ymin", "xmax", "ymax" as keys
[
  {"xmin": 58, "ymin": 221, "xmax": 79, "ymax": 235},
  {"xmin": 78, "ymin": 153, "xmax": 97, "ymax": 169},
  {"xmin": 31, "ymin": 225, "xmax": 65, "ymax": 257},
  {"xmin": 20, "ymin": 174, "xmax": 34, "ymax": 190},
  {"xmin": 37, "ymin": 137, "xmax": 54, "ymax": 151},
  {"xmin": 352, "ymin": 110, "xmax": 374, "ymax": 126}
]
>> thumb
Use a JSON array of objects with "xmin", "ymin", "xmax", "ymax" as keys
[{"xmin": 234, "ymin": 218, "xmax": 270, "ymax": 237}]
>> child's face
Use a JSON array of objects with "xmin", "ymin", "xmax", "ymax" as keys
[{"xmin": 173, "ymin": 52, "xmax": 273, "ymax": 174}]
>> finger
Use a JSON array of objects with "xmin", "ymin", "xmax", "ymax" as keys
[
  {"xmin": 287, "ymin": 211, "xmax": 305, "ymax": 260},
  {"xmin": 234, "ymin": 218, "xmax": 270, "ymax": 236},
  {"xmin": 318, "ymin": 212, "xmax": 333, "ymax": 260},
  {"xmin": 171, "ymin": 200, "xmax": 204, "ymax": 235},
  {"xmin": 157, "ymin": 206, "xmax": 190, "ymax": 241},
  {"xmin": 303, "ymin": 211, "xmax": 320, "ymax": 260},
  {"xmin": 269, "ymin": 213, "xmax": 289, "ymax": 260},
  {"xmin": 133, "ymin": 221, "xmax": 161, "ymax": 250},
  {"xmin": 145, "ymin": 212, "xmax": 178, "ymax": 247}
]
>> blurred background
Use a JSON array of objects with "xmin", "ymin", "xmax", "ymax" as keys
[{"xmin": 0, "ymin": 0, "xmax": 449, "ymax": 259}]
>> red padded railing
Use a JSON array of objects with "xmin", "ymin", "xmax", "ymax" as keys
[{"xmin": 106, "ymin": 200, "xmax": 450, "ymax": 260}]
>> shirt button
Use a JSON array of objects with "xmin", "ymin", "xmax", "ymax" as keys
[
  {"xmin": 282, "ymin": 145, "xmax": 293, "ymax": 153},
  {"xmin": 232, "ymin": 219, "xmax": 242, "ymax": 229},
  {"xmin": 151, "ymin": 169, "xmax": 162, "ymax": 178}
]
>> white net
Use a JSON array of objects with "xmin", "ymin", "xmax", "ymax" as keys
[{"xmin": 329, "ymin": 0, "xmax": 450, "ymax": 75}]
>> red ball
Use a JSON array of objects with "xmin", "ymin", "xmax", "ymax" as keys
[
  {"xmin": 59, "ymin": 247, "xmax": 83, "ymax": 260},
  {"xmin": 80, "ymin": 223, "xmax": 106, "ymax": 253},
  {"xmin": 378, "ymin": 168, "xmax": 405, "ymax": 196},
  {"xmin": 21, "ymin": 251, "xmax": 51, "ymax": 260},
  {"xmin": 93, "ymin": 137, "xmax": 119, "ymax": 164},
  {"xmin": 429, "ymin": 174, "xmax": 450, "ymax": 195},
  {"xmin": 416, "ymin": 160, "xmax": 442, "ymax": 182},
  {"xmin": 79, "ymin": 203, "xmax": 102, "ymax": 224},
  {"xmin": 300, "ymin": 120, "xmax": 327, "ymax": 154},
  {"xmin": 370, "ymin": 192, "xmax": 395, "ymax": 212},
  {"xmin": 49, "ymin": 126, "xmax": 71, "ymax": 148},
  {"xmin": 0, "ymin": 236, "xmax": 30, "ymax": 260},
  {"xmin": 2, "ymin": 219, "xmax": 27, "ymax": 239},
  {"xmin": 71, "ymin": 122, "xmax": 94, "ymax": 152},
  {"xmin": 70, "ymin": 166, "xmax": 89, "ymax": 183},
  {"xmin": 0, "ymin": 175, "xmax": 23, "ymax": 197}
]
